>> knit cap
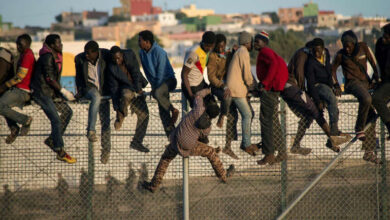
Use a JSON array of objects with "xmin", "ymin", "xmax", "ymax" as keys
[{"xmin": 239, "ymin": 31, "xmax": 252, "ymax": 45}]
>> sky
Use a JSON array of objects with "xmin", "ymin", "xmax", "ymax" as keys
[{"xmin": 0, "ymin": 0, "xmax": 389, "ymax": 28}]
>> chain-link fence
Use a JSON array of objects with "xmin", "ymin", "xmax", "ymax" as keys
[{"xmin": 0, "ymin": 90, "xmax": 389, "ymax": 219}]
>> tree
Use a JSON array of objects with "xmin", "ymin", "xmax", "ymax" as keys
[
  {"xmin": 108, "ymin": 15, "xmax": 128, "ymax": 23},
  {"xmin": 175, "ymin": 12, "xmax": 187, "ymax": 21}
]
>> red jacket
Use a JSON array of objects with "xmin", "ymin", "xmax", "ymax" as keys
[{"xmin": 256, "ymin": 47, "xmax": 288, "ymax": 91}]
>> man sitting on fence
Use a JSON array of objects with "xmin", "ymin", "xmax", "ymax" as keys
[
  {"xmin": 281, "ymin": 41, "xmax": 348, "ymax": 155},
  {"xmin": 373, "ymin": 23, "xmax": 390, "ymax": 140},
  {"xmin": 138, "ymin": 30, "xmax": 179, "ymax": 139},
  {"xmin": 207, "ymin": 33, "xmax": 239, "ymax": 159},
  {"xmin": 108, "ymin": 46, "xmax": 150, "ymax": 153},
  {"xmin": 75, "ymin": 41, "xmax": 111, "ymax": 164},
  {"xmin": 305, "ymin": 38, "xmax": 351, "ymax": 145},
  {"xmin": 332, "ymin": 30, "xmax": 381, "ymax": 164},
  {"xmin": 181, "ymin": 31, "xmax": 215, "ymax": 108},
  {"xmin": 0, "ymin": 35, "xmax": 35, "ymax": 144},
  {"xmin": 31, "ymin": 34, "xmax": 76, "ymax": 164},
  {"xmin": 142, "ymin": 89, "xmax": 235, "ymax": 193}
]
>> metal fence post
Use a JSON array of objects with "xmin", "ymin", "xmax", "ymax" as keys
[
  {"xmin": 182, "ymin": 92, "xmax": 190, "ymax": 220},
  {"xmin": 87, "ymin": 141, "xmax": 95, "ymax": 220},
  {"xmin": 379, "ymin": 121, "xmax": 388, "ymax": 220},
  {"xmin": 280, "ymin": 99, "xmax": 288, "ymax": 211}
]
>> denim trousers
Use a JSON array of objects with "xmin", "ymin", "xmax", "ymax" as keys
[
  {"xmin": 84, "ymin": 87, "xmax": 111, "ymax": 152},
  {"xmin": 232, "ymin": 97, "xmax": 252, "ymax": 148},
  {"xmin": 315, "ymin": 83, "xmax": 339, "ymax": 125},
  {"xmin": 33, "ymin": 92, "xmax": 73, "ymax": 152}
]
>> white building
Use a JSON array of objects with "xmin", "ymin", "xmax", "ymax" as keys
[{"xmin": 131, "ymin": 12, "xmax": 178, "ymax": 26}]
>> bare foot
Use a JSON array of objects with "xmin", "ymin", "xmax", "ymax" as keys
[{"xmin": 171, "ymin": 108, "xmax": 179, "ymax": 125}]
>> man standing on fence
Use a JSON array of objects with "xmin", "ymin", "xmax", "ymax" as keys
[
  {"xmin": 75, "ymin": 41, "xmax": 111, "ymax": 164},
  {"xmin": 142, "ymin": 89, "xmax": 234, "ymax": 193},
  {"xmin": 373, "ymin": 23, "xmax": 390, "ymax": 140},
  {"xmin": 305, "ymin": 38, "xmax": 351, "ymax": 146},
  {"xmin": 226, "ymin": 31, "xmax": 258, "ymax": 156},
  {"xmin": 332, "ymin": 30, "xmax": 381, "ymax": 163},
  {"xmin": 0, "ymin": 34, "xmax": 34, "ymax": 144},
  {"xmin": 254, "ymin": 31, "xmax": 288, "ymax": 165},
  {"xmin": 207, "ymin": 33, "xmax": 239, "ymax": 159},
  {"xmin": 108, "ymin": 46, "xmax": 150, "ymax": 153},
  {"xmin": 31, "ymin": 34, "xmax": 76, "ymax": 164},
  {"xmin": 138, "ymin": 30, "xmax": 179, "ymax": 138}
]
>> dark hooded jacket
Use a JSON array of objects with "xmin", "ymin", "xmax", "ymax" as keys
[
  {"xmin": 305, "ymin": 48, "xmax": 333, "ymax": 105},
  {"xmin": 31, "ymin": 44, "xmax": 62, "ymax": 98}
]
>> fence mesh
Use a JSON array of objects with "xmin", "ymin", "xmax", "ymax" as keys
[{"xmin": 0, "ymin": 91, "xmax": 389, "ymax": 219}]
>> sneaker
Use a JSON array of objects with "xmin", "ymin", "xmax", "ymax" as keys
[
  {"xmin": 240, "ymin": 144, "xmax": 259, "ymax": 156},
  {"xmin": 142, "ymin": 181, "xmax": 156, "ymax": 193},
  {"xmin": 56, "ymin": 151, "xmax": 77, "ymax": 164},
  {"xmin": 257, "ymin": 154, "xmax": 276, "ymax": 166},
  {"xmin": 100, "ymin": 151, "xmax": 110, "ymax": 164},
  {"xmin": 356, "ymin": 131, "xmax": 366, "ymax": 141},
  {"xmin": 290, "ymin": 146, "xmax": 312, "ymax": 155},
  {"xmin": 222, "ymin": 146, "xmax": 239, "ymax": 160},
  {"xmin": 5, "ymin": 126, "xmax": 20, "ymax": 144},
  {"xmin": 130, "ymin": 141, "xmax": 150, "ymax": 153},
  {"xmin": 86, "ymin": 130, "xmax": 98, "ymax": 142},
  {"xmin": 20, "ymin": 116, "xmax": 33, "ymax": 136},
  {"xmin": 171, "ymin": 108, "xmax": 179, "ymax": 125},
  {"xmin": 275, "ymin": 151, "xmax": 288, "ymax": 162}
]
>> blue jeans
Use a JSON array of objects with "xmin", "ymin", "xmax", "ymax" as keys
[
  {"xmin": 33, "ymin": 92, "xmax": 73, "ymax": 152},
  {"xmin": 84, "ymin": 87, "xmax": 111, "ymax": 152},
  {"xmin": 315, "ymin": 83, "xmax": 339, "ymax": 124},
  {"xmin": 232, "ymin": 97, "xmax": 252, "ymax": 148},
  {"xmin": 0, "ymin": 88, "xmax": 30, "ymax": 126},
  {"xmin": 84, "ymin": 87, "xmax": 101, "ymax": 132}
]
